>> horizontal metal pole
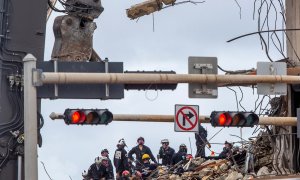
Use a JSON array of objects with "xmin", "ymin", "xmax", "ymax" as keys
[
  {"xmin": 113, "ymin": 114, "xmax": 297, "ymax": 126},
  {"xmin": 50, "ymin": 113, "xmax": 297, "ymax": 126},
  {"xmin": 41, "ymin": 73, "xmax": 300, "ymax": 85}
]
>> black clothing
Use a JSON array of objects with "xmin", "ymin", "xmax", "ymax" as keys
[
  {"xmin": 218, "ymin": 147, "xmax": 231, "ymax": 159},
  {"xmin": 107, "ymin": 158, "xmax": 114, "ymax": 179},
  {"xmin": 195, "ymin": 125, "xmax": 208, "ymax": 158},
  {"xmin": 87, "ymin": 163, "xmax": 102, "ymax": 180},
  {"xmin": 128, "ymin": 145, "xmax": 157, "ymax": 168},
  {"xmin": 171, "ymin": 150, "xmax": 187, "ymax": 165},
  {"xmin": 114, "ymin": 147, "xmax": 129, "ymax": 176},
  {"xmin": 158, "ymin": 146, "xmax": 175, "ymax": 166},
  {"xmin": 99, "ymin": 164, "xmax": 112, "ymax": 179}
]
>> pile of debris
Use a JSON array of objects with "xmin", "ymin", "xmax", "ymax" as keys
[{"xmin": 147, "ymin": 130, "xmax": 290, "ymax": 179}]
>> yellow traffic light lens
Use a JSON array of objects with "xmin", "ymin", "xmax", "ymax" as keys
[{"xmin": 86, "ymin": 112, "xmax": 99, "ymax": 124}]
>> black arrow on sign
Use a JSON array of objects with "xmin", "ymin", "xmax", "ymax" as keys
[{"xmin": 182, "ymin": 111, "xmax": 194, "ymax": 126}]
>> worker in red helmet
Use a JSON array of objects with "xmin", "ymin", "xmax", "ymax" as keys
[{"xmin": 128, "ymin": 137, "xmax": 157, "ymax": 169}]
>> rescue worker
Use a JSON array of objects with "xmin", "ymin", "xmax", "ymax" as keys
[
  {"xmin": 171, "ymin": 144, "xmax": 188, "ymax": 165},
  {"xmin": 195, "ymin": 124, "xmax": 211, "ymax": 158},
  {"xmin": 218, "ymin": 141, "xmax": 233, "ymax": 159},
  {"xmin": 128, "ymin": 137, "xmax": 157, "ymax": 169},
  {"xmin": 135, "ymin": 154, "xmax": 158, "ymax": 179},
  {"xmin": 114, "ymin": 138, "xmax": 130, "ymax": 179},
  {"xmin": 87, "ymin": 156, "xmax": 105, "ymax": 180},
  {"xmin": 157, "ymin": 139, "xmax": 175, "ymax": 166},
  {"xmin": 101, "ymin": 149, "xmax": 114, "ymax": 179},
  {"xmin": 98, "ymin": 156, "xmax": 113, "ymax": 179}
]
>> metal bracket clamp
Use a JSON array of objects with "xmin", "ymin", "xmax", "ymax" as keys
[
  {"xmin": 104, "ymin": 58, "xmax": 110, "ymax": 99},
  {"xmin": 32, "ymin": 68, "xmax": 43, "ymax": 87}
]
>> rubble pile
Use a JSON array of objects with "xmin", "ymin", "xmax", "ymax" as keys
[
  {"xmin": 151, "ymin": 132, "xmax": 284, "ymax": 180},
  {"xmin": 155, "ymin": 158, "xmax": 250, "ymax": 180}
]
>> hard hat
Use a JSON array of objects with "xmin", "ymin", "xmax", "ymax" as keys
[
  {"xmin": 118, "ymin": 138, "xmax": 127, "ymax": 147},
  {"xmin": 186, "ymin": 154, "xmax": 193, "ymax": 160},
  {"xmin": 161, "ymin": 139, "xmax": 169, "ymax": 144},
  {"xmin": 101, "ymin": 149, "xmax": 109, "ymax": 154},
  {"xmin": 137, "ymin": 136, "xmax": 145, "ymax": 142},
  {"xmin": 95, "ymin": 156, "xmax": 101, "ymax": 164},
  {"xmin": 211, "ymin": 151, "xmax": 215, "ymax": 156},
  {"xmin": 101, "ymin": 156, "xmax": 108, "ymax": 161},
  {"xmin": 180, "ymin": 144, "xmax": 187, "ymax": 148},
  {"xmin": 82, "ymin": 170, "xmax": 88, "ymax": 177},
  {"xmin": 142, "ymin": 154, "xmax": 150, "ymax": 160},
  {"xmin": 122, "ymin": 170, "xmax": 130, "ymax": 177}
]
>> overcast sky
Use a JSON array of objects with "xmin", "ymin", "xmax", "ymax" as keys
[{"xmin": 39, "ymin": 0, "xmax": 283, "ymax": 179}]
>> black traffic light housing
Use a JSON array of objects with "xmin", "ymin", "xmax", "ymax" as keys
[
  {"xmin": 210, "ymin": 111, "xmax": 259, "ymax": 127},
  {"xmin": 63, "ymin": 109, "xmax": 113, "ymax": 125}
]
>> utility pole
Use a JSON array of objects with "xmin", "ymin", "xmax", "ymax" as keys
[{"xmin": 285, "ymin": 0, "xmax": 300, "ymax": 172}]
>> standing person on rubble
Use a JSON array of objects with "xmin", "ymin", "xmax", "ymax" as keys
[
  {"xmin": 195, "ymin": 124, "xmax": 211, "ymax": 158},
  {"xmin": 114, "ymin": 138, "xmax": 130, "ymax": 179},
  {"xmin": 171, "ymin": 144, "xmax": 188, "ymax": 165},
  {"xmin": 128, "ymin": 137, "xmax": 157, "ymax": 169},
  {"xmin": 101, "ymin": 149, "xmax": 114, "ymax": 179},
  {"xmin": 157, "ymin": 139, "xmax": 175, "ymax": 166}
]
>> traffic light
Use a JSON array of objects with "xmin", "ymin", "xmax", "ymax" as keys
[
  {"xmin": 63, "ymin": 109, "xmax": 113, "ymax": 125},
  {"xmin": 210, "ymin": 111, "xmax": 259, "ymax": 127}
]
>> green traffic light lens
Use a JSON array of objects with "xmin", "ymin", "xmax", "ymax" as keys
[
  {"xmin": 246, "ymin": 113, "xmax": 259, "ymax": 126},
  {"xmin": 100, "ymin": 111, "xmax": 113, "ymax": 124}
]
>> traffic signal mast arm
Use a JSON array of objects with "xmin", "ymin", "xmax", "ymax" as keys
[
  {"xmin": 39, "ymin": 72, "xmax": 300, "ymax": 85},
  {"xmin": 50, "ymin": 113, "xmax": 297, "ymax": 126}
]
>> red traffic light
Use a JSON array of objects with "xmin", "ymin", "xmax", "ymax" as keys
[
  {"xmin": 64, "ymin": 109, "xmax": 113, "ymax": 125},
  {"xmin": 218, "ymin": 113, "xmax": 232, "ymax": 126},
  {"xmin": 210, "ymin": 111, "xmax": 258, "ymax": 127},
  {"xmin": 71, "ymin": 111, "xmax": 86, "ymax": 124}
]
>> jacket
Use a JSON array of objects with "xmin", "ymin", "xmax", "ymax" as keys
[{"xmin": 158, "ymin": 146, "xmax": 175, "ymax": 166}]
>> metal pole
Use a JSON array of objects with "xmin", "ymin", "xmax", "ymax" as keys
[
  {"xmin": 18, "ymin": 155, "xmax": 22, "ymax": 180},
  {"xmin": 50, "ymin": 113, "xmax": 297, "ymax": 126},
  {"xmin": 24, "ymin": 54, "xmax": 38, "ymax": 180},
  {"xmin": 41, "ymin": 72, "xmax": 300, "ymax": 85}
]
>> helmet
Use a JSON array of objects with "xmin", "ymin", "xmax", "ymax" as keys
[
  {"xmin": 179, "ymin": 144, "xmax": 187, "ymax": 153},
  {"xmin": 82, "ymin": 170, "xmax": 88, "ymax": 178},
  {"xmin": 95, "ymin": 156, "xmax": 101, "ymax": 164},
  {"xmin": 161, "ymin": 139, "xmax": 169, "ymax": 144},
  {"xmin": 122, "ymin": 170, "xmax": 130, "ymax": 177},
  {"xmin": 95, "ymin": 156, "xmax": 107, "ymax": 164},
  {"xmin": 101, "ymin": 149, "xmax": 109, "ymax": 154},
  {"xmin": 186, "ymin": 154, "xmax": 193, "ymax": 160},
  {"xmin": 180, "ymin": 144, "xmax": 187, "ymax": 148},
  {"xmin": 142, "ymin": 154, "xmax": 150, "ymax": 160},
  {"xmin": 118, "ymin": 138, "xmax": 127, "ymax": 147},
  {"xmin": 137, "ymin": 137, "xmax": 145, "ymax": 142}
]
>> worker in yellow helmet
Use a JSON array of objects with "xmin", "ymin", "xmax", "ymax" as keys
[{"xmin": 135, "ymin": 154, "xmax": 158, "ymax": 179}]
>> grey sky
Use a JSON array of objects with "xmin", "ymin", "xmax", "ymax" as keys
[{"xmin": 39, "ymin": 1, "xmax": 282, "ymax": 179}]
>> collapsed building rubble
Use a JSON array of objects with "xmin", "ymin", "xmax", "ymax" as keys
[{"xmin": 141, "ymin": 130, "xmax": 296, "ymax": 180}]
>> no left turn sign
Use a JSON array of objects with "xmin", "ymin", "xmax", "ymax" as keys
[{"xmin": 174, "ymin": 104, "xmax": 199, "ymax": 132}]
